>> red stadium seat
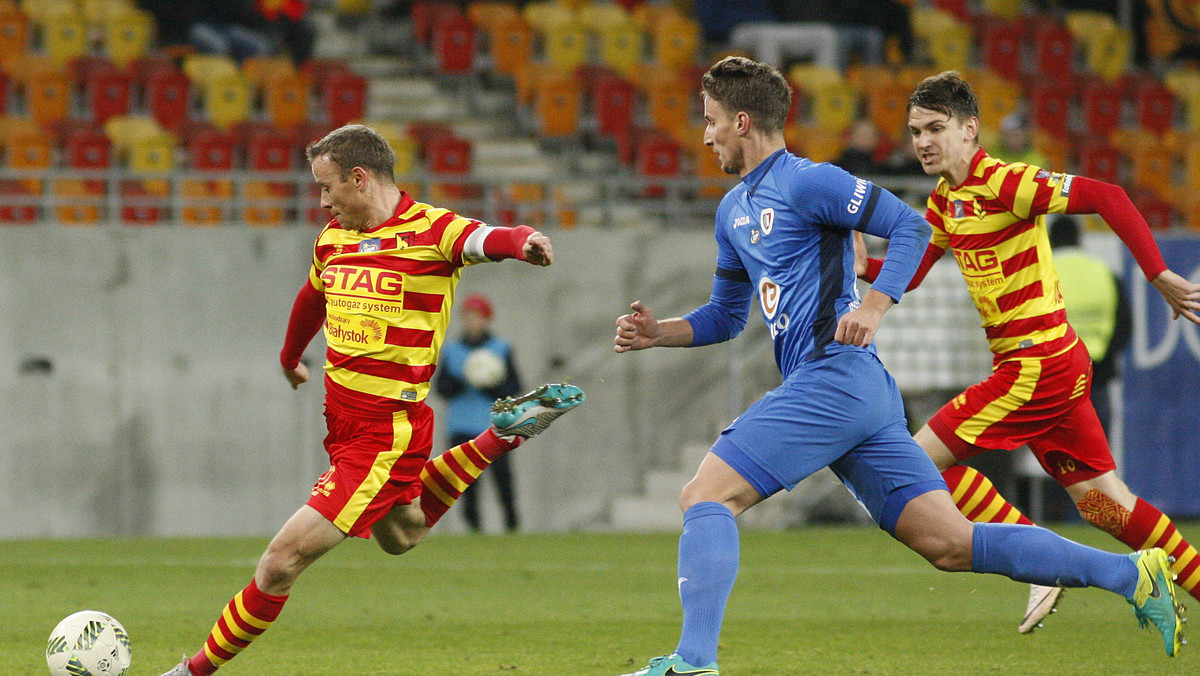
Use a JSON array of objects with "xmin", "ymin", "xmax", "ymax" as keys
[
  {"xmin": 425, "ymin": 134, "xmax": 472, "ymax": 174},
  {"xmin": 592, "ymin": 71, "xmax": 636, "ymax": 139},
  {"xmin": 413, "ymin": 1, "xmax": 463, "ymax": 46},
  {"xmin": 243, "ymin": 130, "xmax": 297, "ymax": 226},
  {"xmin": 188, "ymin": 129, "xmax": 236, "ymax": 170},
  {"xmin": 433, "ymin": 14, "xmax": 477, "ymax": 74},
  {"xmin": 1076, "ymin": 142, "xmax": 1121, "ymax": 184},
  {"xmin": 145, "ymin": 69, "xmax": 191, "ymax": 134},
  {"xmin": 245, "ymin": 130, "xmax": 296, "ymax": 172},
  {"xmin": 321, "ymin": 71, "xmax": 367, "ymax": 126},
  {"xmin": 1029, "ymin": 82, "xmax": 1073, "ymax": 137},
  {"xmin": 1031, "ymin": 22, "xmax": 1075, "ymax": 78},
  {"xmin": 977, "ymin": 19, "xmax": 1024, "ymax": 82},
  {"xmin": 1080, "ymin": 82, "xmax": 1122, "ymax": 139},
  {"xmin": 83, "ymin": 69, "xmax": 132, "ymax": 124},
  {"xmin": 1135, "ymin": 82, "xmax": 1177, "ymax": 136},
  {"xmin": 64, "ymin": 128, "xmax": 112, "ymax": 169}
]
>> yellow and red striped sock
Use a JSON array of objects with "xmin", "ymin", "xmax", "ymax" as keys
[
  {"xmin": 1120, "ymin": 498, "xmax": 1200, "ymax": 603},
  {"xmin": 419, "ymin": 428, "xmax": 523, "ymax": 527},
  {"xmin": 943, "ymin": 464, "xmax": 1034, "ymax": 525},
  {"xmin": 188, "ymin": 578, "xmax": 287, "ymax": 675}
]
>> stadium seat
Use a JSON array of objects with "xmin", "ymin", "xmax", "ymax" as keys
[
  {"xmin": 39, "ymin": 12, "xmax": 88, "ymax": 66},
  {"xmin": 1080, "ymin": 82, "xmax": 1122, "ymax": 139},
  {"xmin": 425, "ymin": 133, "xmax": 472, "ymax": 174},
  {"xmin": 245, "ymin": 129, "xmax": 296, "ymax": 172},
  {"xmin": 145, "ymin": 68, "xmax": 191, "ymax": 134},
  {"xmin": 925, "ymin": 22, "xmax": 972, "ymax": 72},
  {"xmin": 0, "ymin": 7, "xmax": 28, "ymax": 71},
  {"xmin": 242, "ymin": 55, "xmax": 297, "ymax": 86},
  {"xmin": 1028, "ymin": 81, "xmax": 1073, "ymax": 138},
  {"xmin": 1135, "ymin": 81, "xmax": 1177, "ymax": 136},
  {"xmin": 263, "ymin": 73, "xmax": 309, "ymax": 129},
  {"xmin": 635, "ymin": 132, "xmax": 681, "ymax": 198},
  {"xmin": 980, "ymin": 0, "xmax": 1021, "ymax": 18},
  {"xmin": 201, "ymin": 73, "xmax": 251, "ymax": 131},
  {"xmin": 808, "ymin": 82, "xmax": 859, "ymax": 134},
  {"xmin": 596, "ymin": 20, "xmax": 644, "ymax": 79},
  {"xmin": 244, "ymin": 129, "xmax": 297, "ymax": 226},
  {"xmin": 118, "ymin": 176, "xmax": 169, "ymax": 224},
  {"xmin": 23, "ymin": 66, "xmax": 72, "ymax": 126},
  {"xmin": 102, "ymin": 7, "xmax": 154, "ymax": 68},
  {"xmin": 64, "ymin": 126, "xmax": 112, "ymax": 169},
  {"xmin": 182, "ymin": 128, "xmax": 236, "ymax": 226},
  {"xmin": 1129, "ymin": 142, "xmax": 1176, "ymax": 200},
  {"xmin": 52, "ymin": 176, "xmax": 106, "ymax": 224},
  {"xmin": 576, "ymin": 2, "xmax": 627, "ymax": 31},
  {"xmin": 974, "ymin": 77, "xmax": 1021, "ymax": 129},
  {"xmin": 1031, "ymin": 22, "xmax": 1074, "ymax": 78},
  {"xmin": 467, "ymin": 1, "xmax": 520, "ymax": 30},
  {"xmin": 651, "ymin": 15, "xmax": 699, "ymax": 70},
  {"xmin": 321, "ymin": 71, "xmax": 367, "ymax": 127},
  {"xmin": 644, "ymin": 75, "xmax": 692, "ymax": 143},
  {"xmin": 592, "ymin": 71, "xmax": 636, "ymax": 139},
  {"xmin": 1076, "ymin": 142, "xmax": 1121, "ymax": 184},
  {"xmin": 412, "ymin": 1, "xmax": 463, "ymax": 46},
  {"xmin": 787, "ymin": 124, "xmax": 844, "ymax": 163},
  {"xmin": 1066, "ymin": 11, "xmax": 1130, "ymax": 83},
  {"xmin": 521, "ymin": 0, "xmax": 573, "ymax": 31},
  {"xmin": 541, "ymin": 21, "xmax": 588, "ymax": 73},
  {"xmin": 83, "ymin": 69, "xmax": 132, "ymax": 124},
  {"xmin": 183, "ymin": 54, "xmax": 240, "ymax": 86},
  {"xmin": 863, "ymin": 79, "xmax": 912, "ymax": 139},
  {"xmin": 1131, "ymin": 192, "xmax": 1174, "ymax": 230},
  {"xmin": 433, "ymin": 13, "xmax": 477, "ymax": 74},
  {"xmin": 485, "ymin": 16, "xmax": 533, "ymax": 77},
  {"xmin": 977, "ymin": 19, "xmax": 1025, "ymax": 82},
  {"xmin": 533, "ymin": 71, "xmax": 581, "ymax": 137}
]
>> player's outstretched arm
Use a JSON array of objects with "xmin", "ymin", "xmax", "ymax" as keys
[
  {"xmin": 614, "ymin": 300, "xmax": 694, "ymax": 352},
  {"xmin": 1151, "ymin": 269, "xmax": 1200, "ymax": 324}
]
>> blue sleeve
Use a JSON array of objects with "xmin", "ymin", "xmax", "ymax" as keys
[
  {"xmin": 793, "ymin": 163, "xmax": 931, "ymax": 302},
  {"xmin": 684, "ymin": 269, "xmax": 752, "ymax": 346}
]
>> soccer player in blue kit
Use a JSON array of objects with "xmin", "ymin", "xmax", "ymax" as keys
[{"xmin": 611, "ymin": 56, "xmax": 1184, "ymax": 675}]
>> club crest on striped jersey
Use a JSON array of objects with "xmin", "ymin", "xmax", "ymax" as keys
[
  {"xmin": 359, "ymin": 238, "xmax": 382, "ymax": 253},
  {"xmin": 760, "ymin": 207, "xmax": 775, "ymax": 235}
]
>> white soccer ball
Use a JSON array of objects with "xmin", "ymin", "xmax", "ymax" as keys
[
  {"xmin": 46, "ymin": 610, "xmax": 131, "ymax": 676},
  {"xmin": 464, "ymin": 348, "xmax": 506, "ymax": 389}
]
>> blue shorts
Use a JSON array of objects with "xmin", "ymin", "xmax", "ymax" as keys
[{"xmin": 712, "ymin": 349, "xmax": 946, "ymax": 535}]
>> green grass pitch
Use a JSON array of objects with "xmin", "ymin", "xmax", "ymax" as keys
[{"xmin": 4, "ymin": 525, "xmax": 1193, "ymax": 675}]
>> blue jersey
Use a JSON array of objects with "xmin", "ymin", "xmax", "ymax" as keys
[{"xmin": 685, "ymin": 150, "xmax": 930, "ymax": 378}]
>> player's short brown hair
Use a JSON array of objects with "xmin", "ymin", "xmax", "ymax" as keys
[
  {"xmin": 701, "ymin": 56, "xmax": 793, "ymax": 135},
  {"xmin": 907, "ymin": 71, "xmax": 979, "ymax": 123},
  {"xmin": 306, "ymin": 124, "xmax": 395, "ymax": 181}
]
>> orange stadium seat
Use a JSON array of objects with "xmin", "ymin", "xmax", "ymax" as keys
[
  {"xmin": 644, "ymin": 75, "xmax": 692, "ymax": 143},
  {"xmin": 651, "ymin": 16, "xmax": 699, "ymax": 70},
  {"xmin": 23, "ymin": 66, "xmax": 72, "ymax": 125},
  {"xmin": 434, "ymin": 13, "xmax": 477, "ymax": 74},
  {"xmin": 486, "ymin": 16, "xmax": 533, "ymax": 77},
  {"xmin": 1129, "ymin": 143, "xmax": 1176, "ymax": 200},
  {"xmin": 864, "ymin": 79, "xmax": 912, "ymax": 138},
  {"xmin": 263, "ymin": 73, "xmax": 309, "ymax": 129},
  {"xmin": 974, "ymin": 77, "xmax": 1021, "ymax": 129},
  {"xmin": 533, "ymin": 71, "xmax": 581, "ymax": 137},
  {"xmin": 0, "ymin": 7, "xmax": 28, "ymax": 69},
  {"xmin": 467, "ymin": 1, "xmax": 519, "ymax": 30}
]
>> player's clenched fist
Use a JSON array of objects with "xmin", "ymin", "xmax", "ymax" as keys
[{"xmin": 614, "ymin": 300, "xmax": 659, "ymax": 352}]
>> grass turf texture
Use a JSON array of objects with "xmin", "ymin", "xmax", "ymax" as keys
[{"xmin": 4, "ymin": 525, "xmax": 1193, "ymax": 675}]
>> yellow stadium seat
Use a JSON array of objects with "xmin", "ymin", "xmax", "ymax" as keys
[
  {"xmin": 81, "ymin": 0, "xmax": 136, "ymax": 23},
  {"xmin": 974, "ymin": 78, "xmax": 1021, "ymax": 129},
  {"xmin": 202, "ymin": 73, "xmax": 251, "ymax": 130},
  {"xmin": 39, "ymin": 12, "xmax": 89, "ymax": 66},
  {"xmin": 576, "ymin": 2, "xmax": 626, "ymax": 31},
  {"xmin": 808, "ymin": 83, "xmax": 860, "ymax": 134},
  {"xmin": 183, "ymin": 53, "xmax": 240, "ymax": 86},
  {"xmin": 1066, "ymin": 11, "xmax": 1130, "ymax": 82},
  {"xmin": 541, "ymin": 20, "xmax": 588, "ymax": 72},
  {"xmin": 103, "ymin": 8, "xmax": 155, "ymax": 68},
  {"xmin": 596, "ymin": 20, "xmax": 643, "ymax": 78},
  {"xmin": 926, "ymin": 24, "xmax": 971, "ymax": 72},
  {"xmin": 522, "ymin": 0, "xmax": 573, "ymax": 30},
  {"xmin": 786, "ymin": 124, "xmax": 844, "ymax": 164}
]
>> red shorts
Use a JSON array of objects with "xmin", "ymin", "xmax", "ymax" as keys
[
  {"xmin": 306, "ymin": 402, "xmax": 434, "ymax": 538},
  {"xmin": 928, "ymin": 339, "xmax": 1116, "ymax": 486}
]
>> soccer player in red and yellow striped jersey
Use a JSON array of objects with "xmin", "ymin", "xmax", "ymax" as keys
[
  {"xmin": 159, "ymin": 125, "xmax": 558, "ymax": 676},
  {"xmin": 861, "ymin": 71, "xmax": 1200, "ymax": 633}
]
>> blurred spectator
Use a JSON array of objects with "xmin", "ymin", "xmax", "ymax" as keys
[
  {"xmin": 694, "ymin": 0, "xmax": 777, "ymax": 43},
  {"xmin": 257, "ymin": 0, "xmax": 316, "ymax": 64},
  {"xmin": 997, "ymin": 111, "xmax": 1049, "ymax": 168},
  {"xmin": 831, "ymin": 119, "xmax": 890, "ymax": 175},
  {"xmin": 771, "ymin": 0, "xmax": 912, "ymax": 64},
  {"xmin": 1048, "ymin": 215, "xmax": 1131, "ymax": 435}
]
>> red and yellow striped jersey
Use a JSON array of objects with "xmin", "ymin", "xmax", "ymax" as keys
[
  {"xmin": 308, "ymin": 193, "xmax": 491, "ymax": 416},
  {"xmin": 927, "ymin": 148, "xmax": 1078, "ymax": 362}
]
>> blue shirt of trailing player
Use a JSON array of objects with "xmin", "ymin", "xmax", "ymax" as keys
[{"xmin": 684, "ymin": 149, "xmax": 931, "ymax": 379}]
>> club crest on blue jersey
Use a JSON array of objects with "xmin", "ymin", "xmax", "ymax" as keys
[
  {"xmin": 760, "ymin": 207, "xmax": 775, "ymax": 235},
  {"xmin": 751, "ymin": 229, "xmax": 760, "ymax": 244},
  {"xmin": 360, "ymin": 238, "xmax": 382, "ymax": 253}
]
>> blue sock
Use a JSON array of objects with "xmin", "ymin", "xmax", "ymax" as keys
[
  {"xmin": 674, "ymin": 502, "xmax": 738, "ymax": 667},
  {"xmin": 972, "ymin": 522, "xmax": 1137, "ymax": 598}
]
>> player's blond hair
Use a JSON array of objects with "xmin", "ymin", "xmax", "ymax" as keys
[
  {"xmin": 306, "ymin": 124, "xmax": 396, "ymax": 182},
  {"xmin": 701, "ymin": 56, "xmax": 792, "ymax": 135}
]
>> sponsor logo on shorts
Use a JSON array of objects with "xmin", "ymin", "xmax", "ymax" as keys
[{"xmin": 312, "ymin": 466, "xmax": 337, "ymax": 497}]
